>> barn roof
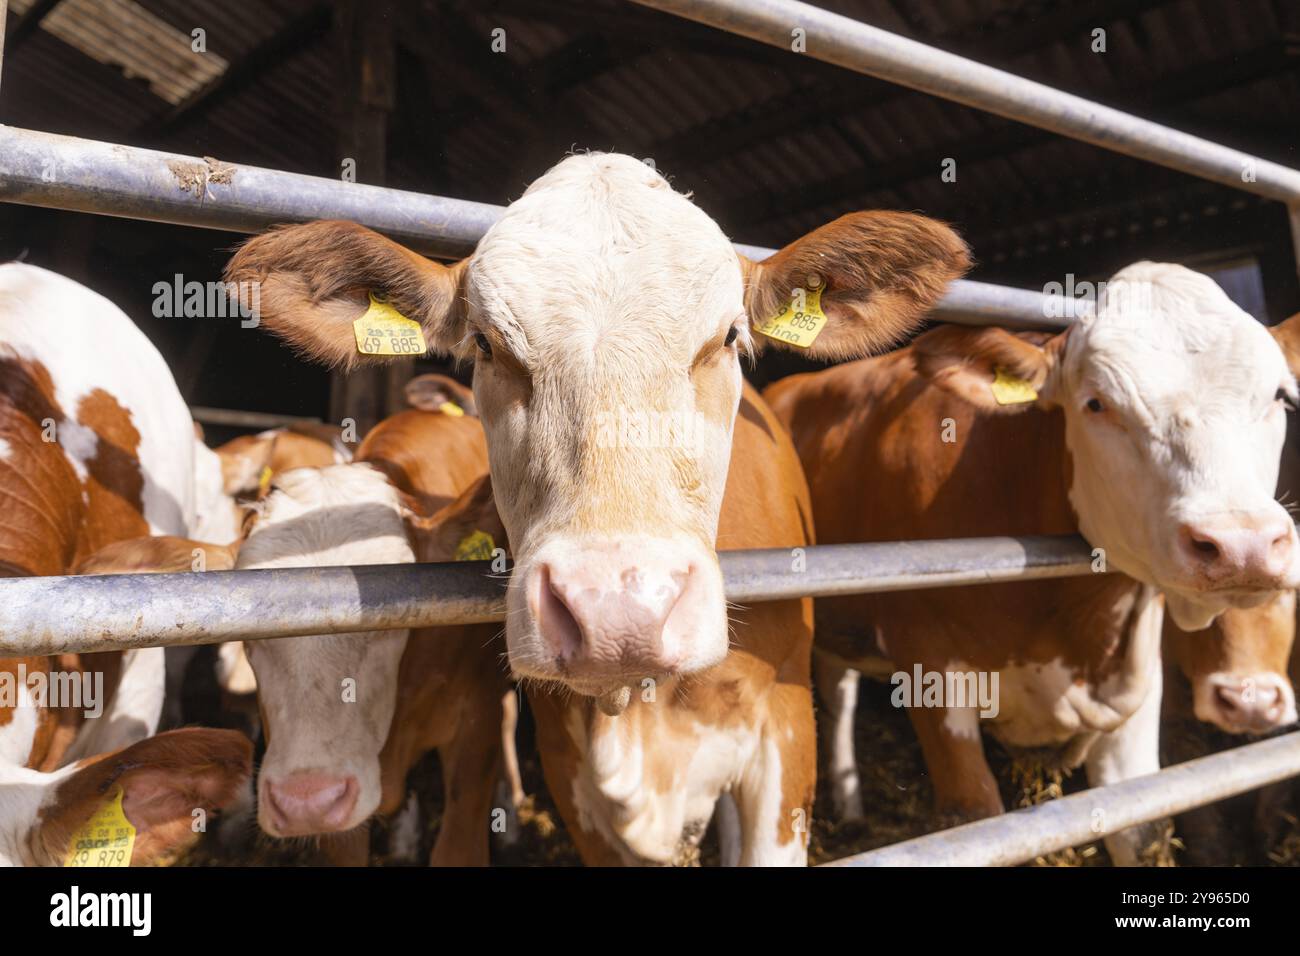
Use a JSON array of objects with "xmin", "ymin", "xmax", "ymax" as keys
[{"xmin": 2, "ymin": 0, "xmax": 1297, "ymax": 424}]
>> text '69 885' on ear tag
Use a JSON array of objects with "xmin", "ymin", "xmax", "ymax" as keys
[
  {"xmin": 353, "ymin": 293, "xmax": 427, "ymax": 356},
  {"xmin": 754, "ymin": 277, "xmax": 828, "ymax": 349}
]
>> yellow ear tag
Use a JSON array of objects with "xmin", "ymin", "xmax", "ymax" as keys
[
  {"xmin": 991, "ymin": 366, "xmax": 1039, "ymax": 405},
  {"xmin": 455, "ymin": 530, "xmax": 495, "ymax": 562},
  {"xmin": 64, "ymin": 788, "xmax": 135, "ymax": 868},
  {"xmin": 257, "ymin": 465, "xmax": 273, "ymax": 494},
  {"xmin": 753, "ymin": 281, "xmax": 828, "ymax": 349},
  {"xmin": 353, "ymin": 293, "xmax": 427, "ymax": 357},
  {"xmin": 438, "ymin": 401, "xmax": 465, "ymax": 418}
]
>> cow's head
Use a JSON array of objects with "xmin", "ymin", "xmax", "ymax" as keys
[
  {"xmin": 1166, "ymin": 590, "xmax": 1297, "ymax": 734},
  {"xmin": 227, "ymin": 153, "xmax": 969, "ymax": 702},
  {"xmin": 236, "ymin": 464, "xmax": 414, "ymax": 837},
  {"xmin": 916, "ymin": 263, "xmax": 1300, "ymax": 630},
  {"xmin": 2, "ymin": 728, "xmax": 250, "ymax": 867}
]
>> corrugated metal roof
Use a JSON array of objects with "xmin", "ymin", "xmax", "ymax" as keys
[{"xmin": 10, "ymin": 0, "xmax": 228, "ymax": 103}]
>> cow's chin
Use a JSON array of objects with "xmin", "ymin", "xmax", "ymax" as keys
[{"xmin": 1163, "ymin": 588, "xmax": 1277, "ymax": 632}]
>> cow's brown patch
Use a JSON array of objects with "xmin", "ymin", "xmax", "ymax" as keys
[{"xmin": 72, "ymin": 389, "xmax": 148, "ymax": 561}]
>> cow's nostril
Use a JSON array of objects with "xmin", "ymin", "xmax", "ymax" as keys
[
  {"xmin": 1214, "ymin": 685, "xmax": 1242, "ymax": 714},
  {"xmin": 538, "ymin": 563, "xmax": 584, "ymax": 660}
]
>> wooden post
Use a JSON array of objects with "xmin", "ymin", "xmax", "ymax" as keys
[{"xmin": 330, "ymin": 0, "xmax": 407, "ymax": 435}]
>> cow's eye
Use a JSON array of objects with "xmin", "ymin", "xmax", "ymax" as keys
[
  {"xmin": 1085, "ymin": 397, "xmax": 1104, "ymax": 413},
  {"xmin": 1276, "ymin": 388, "xmax": 1296, "ymax": 412},
  {"xmin": 473, "ymin": 332, "xmax": 493, "ymax": 357},
  {"xmin": 724, "ymin": 326, "xmax": 739, "ymax": 347}
]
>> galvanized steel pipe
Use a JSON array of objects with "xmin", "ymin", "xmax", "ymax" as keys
[
  {"xmin": 826, "ymin": 729, "xmax": 1300, "ymax": 866},
  {"xmin": 0, "ymin": 535, "xmax": 1098, "ymax": 656},
  {"xmin": 0, "ymin": 125, "xmax": 1073, "ymax": 329},
  {"xmin": 630, "ymin": 0, "xmax": 1300, "ymax": 205}
]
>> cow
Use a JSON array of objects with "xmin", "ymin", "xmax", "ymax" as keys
[
  {"xmin": 1159, "ymin": 320, "xmax": 1300, "ymax": 861},
  {"xmin": 0, "ymin": 262, "xmax": 225, "ymax": 784},
  {"xmin": 79, "ymin": 404, "xmax": 514, "ymax": 865},
  {"xmin": 403, "ymin": 372, "xmax": 477, "ymax": 417},
  {"xmin": 213, "ymin": 422, "xmax": 353, "ymax": 500},
  {"xmin": 1, "ymin": 727, "xmax": 251, "ymax": 867},
  {"xmin": 225, "ymin": 151, "xmax": 970, "ymax": 864},
  {"xmin": 236, "ymin": 462, "xmax": 510, "ymax": 865},
  {"xmin": 207, "ymin": 422, "xmax": 354, "ymax": 700},
  {"xmin": 1160, "ymin": 592, "xmax": 1296, "ymax": 864},
  {"xmin": 766, "ymin": 265, "xmax": 1300, "ymax": 865}
]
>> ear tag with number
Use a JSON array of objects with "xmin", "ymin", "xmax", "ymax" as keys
[
  {"xmin": 64, "ymin": 788, "xmax": 135, "ymax": 868},
  {"xmin": 754, "ymin": 279, "xmax": 828, "ymax": 349},
  {"xmin": 454, "ymin": 530, "xmax": 495, "ymax": 562},
  {"xmin": 257, "ymin": 465, "xmax": 273, "ymax": 494},
  {"xmin": 438, "ymin": 401, "xmax": 465, "ymax": 418},
  {"xmin": 353, "ymin": 293, "xmax": 427, "ymax": 357},
  {"xmin": 990, "ymin": 366, "xmax": 1038, "ymax": 405}
]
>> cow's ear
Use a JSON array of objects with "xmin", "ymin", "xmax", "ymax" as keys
[
  {"xmin": 911, "ymin": 325, "xmax": 1069, "ymax": 413},
  {"xmin": 742, "ymin": 211, "xmax": 970, "ymax": 360},
  {"xmin": 34, "ymin": 729, "xmax": 252, "ymax": 867},
  {"xmin": 411, "ymin": 475, "xmax": 507, "ymax": 562},
  {"xmin": 404, "ymin": 373, "xmax": 477, "ymax": 417},
  {"xmin": 1270, "ymin": 313, "xmax": 1300, "ymax": 378},
  {"xmin": 225, "ymin": 220, "xmax": 468, "ymax": 370}
]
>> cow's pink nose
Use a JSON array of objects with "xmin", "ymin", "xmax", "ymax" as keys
[
  {"xmin": 1178, "ymin": 515, "xmax": 1295, "ymax": 588},
  {"xmin": 534, "ymin": 548, "xmax": 697, "ymax": 680},
  {"xmin": 263, "ymin": 772, "xmax": 359, "ymax": 836},
  {"xmin": 1207, "ymin": 675, "xmax": 1291, "ymax": 734}
]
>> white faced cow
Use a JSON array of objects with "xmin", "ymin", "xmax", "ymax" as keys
[
  {"xmin": 226, "ymin": 153, "xmax": 970, "ymax": 864},
  {"xmin": 768, "ymin": 264, "xmax": 1300, "ymax": 864}
]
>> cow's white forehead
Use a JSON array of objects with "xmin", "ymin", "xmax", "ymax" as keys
[
  {"xmin": 467, "ymin": 154, "xmax": 742, "ymax": 362},
  {"xmin": 1064, "ymin": 262, "xmax": 1290, "ymax": 406}
]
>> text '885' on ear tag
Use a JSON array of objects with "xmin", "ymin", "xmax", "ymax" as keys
[
  {"xmin": 353, "ymin": 293, "xmax": 427, "ymax": 356},
  {"xmin": 991, "ymin": 366, "xmax": 1038, "ymax": 405},
  {"xmin": 64, "ymin": 788, "xmax": 135, "ymax": 867},
  {"xmin": 754, "ymin": 281, "xmax": 828, "ymax": 349}
]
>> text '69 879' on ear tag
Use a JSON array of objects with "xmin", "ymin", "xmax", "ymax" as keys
[
  {"xmin": 353, "ymin": 293, "xmax": 427, "ymax": 356},
  {"xmin": 754, "ymin": 278, "xmax": 828, "ymax": 349},
  {"xmin": 64, "ymin": 788, "xmax": 135, "ymax": 868}
]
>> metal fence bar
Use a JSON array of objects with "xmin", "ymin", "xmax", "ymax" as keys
[
  {"xmin": 825, "ymin": 729, "xmax": 1300, "ymax": 867},
  {"xmin": 0, "ymin": 534, "xmax": 1097, "ymax": 656},
  {"xmin": 190, "ymin": 406, "xmax": 323, "ymax": 430},
  {"xmin": 0, "ymin": 125, "xmax": 1077, "ymax": 330},
  {"xmin": 629, "ymin": 0, "xmax": 1300, "ymax": 205}
]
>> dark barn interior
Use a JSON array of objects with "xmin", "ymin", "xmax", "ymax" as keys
[{"xmin": 3, "ymin": 0, "xmax": 1299, "ymax": 439}]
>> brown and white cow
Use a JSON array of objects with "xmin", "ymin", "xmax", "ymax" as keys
[
  {"xmin": 236, "ymin": 462, "xmax": 510, "ymax": 865},
  {"xmin": 213, "ymin": 422, "xmax": 353, "ymax": 500},
  {"xmin": 0, "ymin": 263, "xmax": 231, "ymax": 792},
  {"xmin": 767, "ymin": 265, "xmax": 1300, "ymax": 864},
  {"xmin": 1, "ymin": 727, "xmax": 251, "ymax": 866},
  {"xmin": 207, "ymin": 422, "xmax": 354, "ymax": 698},
  {"xmin": 88, "ymin": 407, "xmax": 512, "ymax": 864},
  {"xmin": 226, "ymin": 152, "xmax": 970, "ymax": 863},
  {"xmin": 403, "ymin": 372, "xmax": 477, "ymax": 418}
]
